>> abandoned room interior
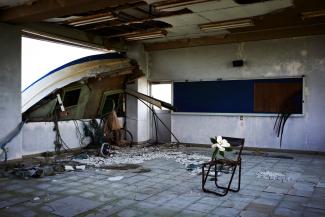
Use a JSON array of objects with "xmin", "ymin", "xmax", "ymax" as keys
[{"xmin": 1, "ymin": 0, "xmax": 325, "ymax": 216}]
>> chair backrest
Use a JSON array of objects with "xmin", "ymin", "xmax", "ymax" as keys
[{"xmin": 222, "ymin": 136, "xmax": 245, "ymax": 162}]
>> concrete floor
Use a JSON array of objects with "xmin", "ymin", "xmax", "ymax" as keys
[{"xmin": 0, "ymin": 148, "xmax": 325, "ymax": 217}]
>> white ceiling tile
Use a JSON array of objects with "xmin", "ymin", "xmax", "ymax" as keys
[
  {"xmin": 199, "ymin": 7, "xmax": 249, "ymax": 22},
  {"xmin": 241, "ymin": 0, "xmax": 293, "ymax": 17},
  {"xmin": 198, "ymin": 0, "xmax": 293, "ymax": 22},
  {"xmin": 167, "ymin": 29, "xmax": 228, "ymax": 39},
  {"xmin": 168, "ymin": 25, "xmax": 201, "ymax": 36},
  {"xmin": 188, "ymin": 0, "xmax": 239, "ymax": 13},
  {"xmin": 156, "ymin": 13, "xmax": 209, "ymax": 27}
]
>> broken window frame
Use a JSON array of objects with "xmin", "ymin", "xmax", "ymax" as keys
[
  {"xmin": 62, "ymin": 86, "xmax": 82, "ymax": 109},
  {"xmin": 99, "ymin": 89, "xmax": 124, "ymax": 116}
]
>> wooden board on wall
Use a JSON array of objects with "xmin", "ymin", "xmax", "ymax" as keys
[{"xmin": 254, "ymin": 80, "xmax": 303, "ymax": 113}]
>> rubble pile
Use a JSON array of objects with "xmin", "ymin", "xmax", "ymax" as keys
[
  {"xmin": 256, "ymin": 170, "xmax": 300, "ymax": 183},
  {"xmin": 72, "ymin": 148, "xmax": 210, "ymax": 175}
]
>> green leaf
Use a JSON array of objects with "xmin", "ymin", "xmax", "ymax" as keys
[
  {"xmin": 210, "ymin": 137, "xmax": 217, "ymax": 144},
  {"xmin": 225, "ymin": 147, "xmax": 233, "ymax": 152},
  {"xmin": 219, "ymin": 151, "xmax": 224, "ymax": 157},
  {"xmin": 212, "ymin": 149, "xmax": 218, "ymax": 160}
]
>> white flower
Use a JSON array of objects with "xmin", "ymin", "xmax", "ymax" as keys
[
  {"xmin": 216, "ymin": 136, "xmax": 222, "ymax": 143},
  {"xmin": 212, "ymin": 136, "xmax": 231, "ymax": 151},
  {"xmin": 221, "ymin": 139, "xmax": 230, "ymax": 148},
  {"xmin": 217, "ymin": 144, "xmax": 225, "ymax": 152}
]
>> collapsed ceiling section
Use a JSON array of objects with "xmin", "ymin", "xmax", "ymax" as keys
[{"xmin": 0, "ymin": 0, "xmax": 325, "ymax": 49}]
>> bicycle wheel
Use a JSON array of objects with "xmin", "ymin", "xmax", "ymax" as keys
[{"xmin": 120, "ymin": 128, "xmax": 133, "ymax": 147}]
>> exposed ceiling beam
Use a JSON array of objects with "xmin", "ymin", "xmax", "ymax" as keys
[
  {"xmin": 0, "ymin": 0, "xmax": 141, "ymax": 23},
  {"xmin": 21, "ymin": 22, "xmax": 126, "ymax": 51},
  {"xmin": 152, "ymin": 0, "xmax": 214, "ymax": 11},
  {"xmin": 108, "ymin": 28, "xmax": 168, "ymax": 38},
  {"xmin": 85, "ymin": 8, "xmax": 191, "ymax": 31},
  {"xmin": 144, "ymin": 23, "xmax": 325, "ymax": 51}
]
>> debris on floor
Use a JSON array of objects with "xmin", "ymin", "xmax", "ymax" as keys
[
  {"xmin": 1, "ymin": 158, "xmax": 87, "ymax": 179},
  {"xmin": 75, "ymin": 165, "xmax": 86, "ymax": 170},
  {"xmin": 240, "ymin": 151, "xmax": 294, "ymax": 159},
  {"xmin": 64, "ymin": 165, "xmax": 74, "ymax": 171},
  {"xmin": 108, "ymin": 176, "xmax": 124, "ymax": 181},
  {"xmin": 101, "ymin": 163, "xmax": 151, "ymax": 173},
  {"xmin": 256, "ymin": 170, "xmax": 289, "ymax": 182},
  {"xmin": 72, "ymin": 147, "xmax": 210, "ymax": 175},
  {"xmin": 33, "ymin": 197, "xmax": 40, "ymax": 201}
]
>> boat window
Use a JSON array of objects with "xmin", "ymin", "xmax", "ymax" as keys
[
  {"xmin": 102, "ymin": 96, "xmax": 115, "ymax": 115},
  {"xmin": 63, "ymin": 89, "xmax": 81, "ymax": 108},
  {"xmin": 101, "ymin": 93, "xmax": 125, "ymax": 117}
]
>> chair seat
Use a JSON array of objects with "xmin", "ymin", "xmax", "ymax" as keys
[{"xmin": 203, "ymin": 158, "xmax": 238, "ymax": 167}]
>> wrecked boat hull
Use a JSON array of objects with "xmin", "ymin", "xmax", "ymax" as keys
[
  {"xmin": 22, "ymin": 53, "xmax": 144, "ymax": 121},
  {"xmin": 22, "ymin": 53, "xmax": 133, "ymax": 113}
]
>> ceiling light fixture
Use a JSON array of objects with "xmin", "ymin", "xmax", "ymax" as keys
[
  {"xmin": 302, "ymin": 10, "xmax": 325, "ymax": 19},
  {"xmin": 153, "ymin": 0, "xmax": 212, "ymax": 10},
  {"xmin": 67, "ymin": 13, "xmax": 117, "ymax": 27},
  {"xmin": 125, "ymin": 30, "xmax": 167, "ymax": 41},
  {"xmin": 199, "ymin": 19, "xmax": 254, "ymax": 31}
]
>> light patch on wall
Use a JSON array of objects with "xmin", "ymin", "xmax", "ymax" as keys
[
  {"xmin": 264, "ymin": 65, "xmax": 281, "ymax": 77},
  {"xmin": 264, "ymin": 72, "xmax": 276, "ymax": 77},
  {"xmin": 241, "ymin": 69, "xmax": 252, "ymax": 77},
  {"xmin": 304, "ymin": 86, "xmax": 310, "ymax": 97},
  {"xmin": 236, "ymin": 43, "xmax": 246, "ymax": 59},
  {"xmin": 285, "ymin": 61, "xmax": 303, "ymax": 76},
  {"xmin": 274, "ymin": 65, "xmax": 281, "ymax": 72},
  {"xmin": 300, "ymin": 50, "xmax": 308, "ymax": 57}
]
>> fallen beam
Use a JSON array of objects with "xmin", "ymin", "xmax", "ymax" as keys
[{"xmin": 125, "ymin": 89, "xmax": 176, "ymax": 111}]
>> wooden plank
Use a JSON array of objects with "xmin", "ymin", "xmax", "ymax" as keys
[
  {"xmin": 125, "ymin": 88, "xmax": 176, "ymax": 111},
  {"xmin": 144, "ymin": 24, "xmax": 325, "ymax": 51},
  {"xmin": 0, "ymin": 0, "xmax": 140, "ymax": 23},
  {"xmin": 254, "ymin": 81, "xmax": 302, "ymax": 113}
]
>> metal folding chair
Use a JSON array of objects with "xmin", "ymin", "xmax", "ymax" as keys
[{"xmin": 202, "ymin": 137, "xmax": 245, "ymax": 196}]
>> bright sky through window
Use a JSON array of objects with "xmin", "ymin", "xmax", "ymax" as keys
[
  {"xmin": 151, "ymin": 83, "xmax": 172, "ymax": 110},
  {"xmin": 21, "ymin": 37, "xmax": 104, "ymax": 91}
]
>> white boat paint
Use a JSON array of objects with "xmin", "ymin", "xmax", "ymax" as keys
[{"xmin": 22, "ymin": 53, "xmax": 131, "ymax": 113}]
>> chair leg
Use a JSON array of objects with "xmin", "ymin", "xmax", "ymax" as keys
[
  {"xmin": 202, "ymin": 160, "xmax": 242, "ymax": 197},
  {"xmin": 202, "ymin": 163, "xmax": 229, "ymax": 196},
  {"xmin": 215, "ymin": 159, "xmax": 241, "ymax": 193},
  {"xmin": 202, "ymin": 164, "xmax": 212, "ymax": 191}
]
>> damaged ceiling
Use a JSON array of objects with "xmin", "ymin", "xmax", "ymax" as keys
[{"xmin": 0, "ymin": 0, "xmax": 325, "ymax": 50}]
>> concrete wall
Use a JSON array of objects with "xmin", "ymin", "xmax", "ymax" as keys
[
  {"xmin": 149, "ymin": 35, "xmax": 325, "ymax": 152},
  {"xmin": 22, "ymin": 121, "xmax": 84, "ymax": 156},
  {"xmin": 126, "ymin": 43, "xmax": 150, "ymax": 143},
  {"xmin": 152, "ymin": 110, "xmax": 171, "ymax": 143},
  {"xmin": 0, "ymin": 24, "xmax": 22, "ymax": 160}
]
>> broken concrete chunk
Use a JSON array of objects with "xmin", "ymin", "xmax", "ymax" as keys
[
  {"xmin": 108, "ymin": 176, "xmax": 124, "ymax": 181},
  {"xmin": 75, "ymin": 165, "xmax": 86, "ymax": 170},
  {"xmin": 64, "ymin": 165, "xmax": 74, "ymax": 171}
]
